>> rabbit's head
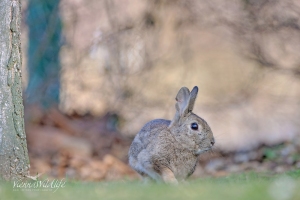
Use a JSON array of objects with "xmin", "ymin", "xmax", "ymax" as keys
[{"xmin": 169, "ymin": 86, "xmax": 215, "ymax": 156}]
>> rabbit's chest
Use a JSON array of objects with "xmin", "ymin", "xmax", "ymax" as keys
[
  {"xmin": 171, "ymin": 149, "xmax": 198, "ymax": 179},
  {"xmin": 153, "ymin": 131, "xmax": 199, "ymax": 179}
]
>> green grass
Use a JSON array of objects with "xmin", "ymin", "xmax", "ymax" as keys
[{"xmin": 1, "ymin": 170, "xmax": 300, "ymax": 200}]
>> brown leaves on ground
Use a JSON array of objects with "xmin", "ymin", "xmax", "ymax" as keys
[
  {"xmin": 26, "ymin": 108, "xmax": 138, "ymax": 181},
  {"xmin": 30, "ymin": 153, "xmax": 138, "ymax": 181}
]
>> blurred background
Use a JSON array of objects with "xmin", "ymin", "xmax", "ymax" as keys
[{"xmin": 21, "ymin": 0, "xmax": 300, "ymax": 181}]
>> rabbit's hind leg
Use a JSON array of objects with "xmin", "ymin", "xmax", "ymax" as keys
[
  {"xmin": 140, "ymin": 172, "xmax": 154, "ymax": 184},
  {"xmin": 136, "ymin": 150, "xmax": 162, "ymax": 182}
]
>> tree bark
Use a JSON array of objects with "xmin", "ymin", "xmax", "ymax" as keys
[{"xmin": 0, "ymin": 0, "xmax": 29, "ymax": 180}]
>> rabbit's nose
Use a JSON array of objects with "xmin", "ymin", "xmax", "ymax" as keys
[{"xmin": 210, "ymin": 138, "xmax": 215, "ymax": 146}]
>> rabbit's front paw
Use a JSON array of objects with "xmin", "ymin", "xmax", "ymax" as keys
[{"xmin": 161, "ymin": 168, "xmax": 178, "ymax": 185}]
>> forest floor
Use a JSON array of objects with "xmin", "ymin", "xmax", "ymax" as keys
[{"xmin": 2, "ymin": 170, "xmax": 300, "ymax": 200}]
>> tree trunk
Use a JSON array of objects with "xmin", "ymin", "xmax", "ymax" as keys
[{"xmin": 0, "ymin": 0, "xmax": 29, "ymax": 180}]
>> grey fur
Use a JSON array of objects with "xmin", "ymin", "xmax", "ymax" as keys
[{"xmin": 128, "ymin": 86, "xmax": 215, "ymax": 183}]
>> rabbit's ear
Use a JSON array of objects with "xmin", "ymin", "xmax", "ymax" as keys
[
  {"xmin": 187, "ymin": 86, "xmax": 198, "ymax": 113},
  {"xmin": 169, "ymin": 87, "xmax": 190, "ymax": 128},
  {"xmin": 175, "ymin": 87, "xmax": 191, "ymax": 117}
]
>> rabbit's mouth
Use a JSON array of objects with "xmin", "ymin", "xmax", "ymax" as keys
[{"xmin": 194, "ymin": 147, "xmax": 212, "ymax": 156}]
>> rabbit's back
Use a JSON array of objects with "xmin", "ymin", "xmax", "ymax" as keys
[
  {"xmin": 128, "ymin": 119, "xmax": 170, "ymax": 173},
  {"xmin": 129, "ymin": 119, "xmax": 171, "ymax": 179}
]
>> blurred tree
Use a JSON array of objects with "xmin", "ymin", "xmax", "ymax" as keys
[
  {"xmin": 26, "ymin": 0, "xmax": 62, "ymax": 108},
  {"xmin": 0, "ymin": 0, "xmax": 30, "ymax": 180}
]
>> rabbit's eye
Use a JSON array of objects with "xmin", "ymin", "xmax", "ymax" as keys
[{"xmin": 191, "ymin": 123, "xmax": 198, "ymax": 130}]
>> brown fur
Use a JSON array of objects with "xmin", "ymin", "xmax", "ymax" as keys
[{"xmin": 128, "ymin": 86, "xmax": 215, "ymax": 183}]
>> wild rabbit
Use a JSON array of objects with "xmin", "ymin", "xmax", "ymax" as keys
[{"xmin": 128, "ymin": 86, "xmax": 215, "ymax": 183}]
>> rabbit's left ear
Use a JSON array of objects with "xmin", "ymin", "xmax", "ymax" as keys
[{"xmin": 187, "ymin": 86, "xmax": 198, "ymax": 113}]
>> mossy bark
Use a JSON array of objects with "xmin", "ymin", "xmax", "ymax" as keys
[{"xmin": 0, "ymin": 0, "xmax": 30, "ymax": 180}]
